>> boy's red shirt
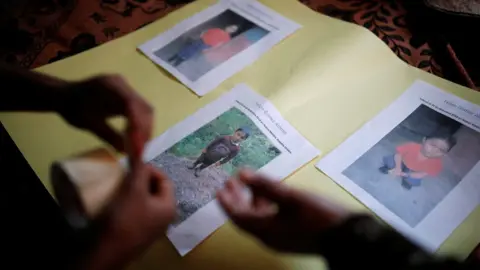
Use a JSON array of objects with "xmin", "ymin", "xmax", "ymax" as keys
[
  {"xmin": 396, "ymin": 142, "xmax": 443, "ymax": 176},
  {"xmin": 202, "ymin": 28, "xmax": 231, "ymax": 47}
]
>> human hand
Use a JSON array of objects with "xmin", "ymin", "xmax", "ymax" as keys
[
  {"xmin": 217, "ymin": 171, "xmax": 349, "ymax": 254},
  {"xmin": 84, "ymin": 162, "xmax": 175, "ymax": 270},
  {"xmin": 57, "ymin": 74, "xmax": 153, "ymax": 161},
  {"xmin": 214, "ymin": 162, "xmax": 221, "ymax": 167}
]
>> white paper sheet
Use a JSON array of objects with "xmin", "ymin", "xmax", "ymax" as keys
[
  {"xmin": 317, "ymin": 80, "xmax": 480, "ymax": 251},
  {"xmin": 138, "ymin": 0, "xmax": 301, "ymax": 96},
  {"xmin": 143, "ymin": 84, "xmax": 319, "ymax": 255}
]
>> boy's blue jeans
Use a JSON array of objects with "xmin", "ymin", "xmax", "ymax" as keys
[
  {"xmin": 178, "ymin": 40, "xmax": 210, "ymax": 60},
  {"xmin": 382, "ymin": 155, "xmax": 422, "ymax": 187}
]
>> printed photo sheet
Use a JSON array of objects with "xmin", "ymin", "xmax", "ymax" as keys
[
  {"xmin": 138, "ymin": 0, "xmax": 301, "ymax": 96},
  {"xmin": 317, "ymin": 80, "xmax": 480, "ymax": 251},
  {"xmin": 142, "ymin": 84, "xmax": 319, "ymax": 255}
]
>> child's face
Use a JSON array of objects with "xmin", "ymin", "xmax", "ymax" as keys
[
  {"xmin": 422, "ymin": 138, "xmax": 450, "ymax": 158},
  {"xmin": 232, "ymin": 130, "xmax": 247, "ymax": 142},
  {"xmin": 225, "ymin": 25, "xmax": 239, "ymax": 34}
]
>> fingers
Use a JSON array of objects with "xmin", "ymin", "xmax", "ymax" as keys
[
  {"xmin": 147, "ymin": 166, "xmax": 174, "ymax": 202},
  {"xmin": 63, "ymin": 74, "xmax": 153, "ymax": 160},
  {"xmin": 128, "ymin": 162, "xmax": 175, "ymax": 203},
  {"xmin": 253, "ymin": 196, "xmax": 274, "ymax": 211},
  {"xmin": 235, "ymin": 174, "xmax": 277, "ymax": 214},
  {"xmin": 217, "ymin": 178, "xmax": 247, "ymax": 215},
  {"xmin": 112, "ymin": 75, "xmax": 153, "ymax": 162},
  {"xmin": 126, "ymin": 99, "xmax": 153, "ymax": 161},
  {"xmin": 218, "ymin": 177, "xmax": 276, "ymax": 234},
  {"xmin": 97, "ymin": 74, "xmax": 154, "ymax": 161},
  {"xmin": 238, "ymin": 170, "xmax": 295, "ymax": 206},
  {"xmin": 144, "ymin": 166, "xmax": 176, "ymax": 222}
]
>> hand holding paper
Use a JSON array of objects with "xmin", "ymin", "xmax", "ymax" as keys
[
  {"xmin": 80, "ymin": 162, "xmax": 176, "ymax": 270},
  {"xmin": 0, "ymin": 68, "xmax": 153, "ymax": 160},
  {"xmin": 58, "ymin": 74, "xmax": 153, "ymax": 160},
  {"xmin": 217, "ymin": 171, "xmax": 348, "ymax": 254}
]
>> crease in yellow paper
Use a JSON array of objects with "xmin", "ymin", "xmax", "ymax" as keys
[{"xmin": 1, "ymin": 0, "xmax": 479, "ymax": 267}]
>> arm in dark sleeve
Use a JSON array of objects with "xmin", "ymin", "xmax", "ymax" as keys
[
  {"xmin": 318, "ymin": 215, "xmax": 478, "ymax": 270},
  {"xmin": 0, "ymin": 65, "xmax": 67, "ymax": 112},
  {"xmin": 220, "ymin": 147, "xmax": 239, "ymax": 164}
]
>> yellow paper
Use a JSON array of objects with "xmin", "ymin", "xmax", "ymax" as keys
[{"xmin": 1, "ymin": 0, "xmax": 479, "ymax": 267}]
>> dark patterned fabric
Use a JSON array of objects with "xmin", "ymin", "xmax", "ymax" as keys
[
  {"xmin": 0, "ymin": 0, "xmax": 440, "ymax": 77},
  {"xmin": 0, "ymin": 0, "xmax": 183, "ymax": 68},
  {"xmin": 302, "ymin": 0, "xmax": 442, "ymax": 76}
]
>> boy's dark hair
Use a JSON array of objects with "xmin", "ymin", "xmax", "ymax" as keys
[
  {"xmin": 425, "ymin": 135, "xmax": 457, "ymax": 151},
  {"xmin": 236, "ymin": 127, "xmax": 250, "ymax": 139}
]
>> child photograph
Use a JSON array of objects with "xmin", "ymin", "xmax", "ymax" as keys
[
  {"xmin": 343, "ymin": 105, "xmax": 480, "ymax": 227},
  {"xmin": 154, "ymin": 9, "xmax": 269, "ymax": 82},
  {"xmin": 149, "ymin": 107, "xmax": 281, "ymax": 226}
]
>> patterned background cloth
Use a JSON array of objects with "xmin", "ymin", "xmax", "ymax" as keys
[{"xmin": 0, "ymin": 0, "xmax": 442, "ymax": 79}]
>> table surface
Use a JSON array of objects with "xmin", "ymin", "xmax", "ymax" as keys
[{"xmin": 1, "ymin": 0, "xmax": 480, "ymax": 269}]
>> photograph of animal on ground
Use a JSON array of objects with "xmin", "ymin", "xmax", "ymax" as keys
[
  {"xmin": 149, "ymin": 107, "xmax": 281, "ymax": 226},
  {"xmin": 154, "ymin": 9, "xmax": 269, "ymax": 82},
  {"xmin": 343, "ymin": 105, "xmax": 480, "ymax": 227}
]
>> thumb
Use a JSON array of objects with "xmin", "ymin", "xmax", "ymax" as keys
[
  {"xmin": 126, "ymin": 160, "xmax": 149, "ymax": 189},
  {"xmin": 126, "ymin": 120, "xmax": 143, "ymax": 167},
  {"xmin": 239, "ymin": 171, "xmax": 296, "ymax": 206},
  {"xmin": 146, "ymin": 166, "xmax": 174, "ymax": 202}
]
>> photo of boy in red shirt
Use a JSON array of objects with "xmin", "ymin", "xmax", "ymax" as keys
[
  {"xmin": 343, "ymin": 104, "xmax": 480, "ymax": 227},
  {"xmin": 168, "ymin": 25, "xmax": 239, "ymax": 67},
  {"xmin": 379, "ymin": 136, "xmax": 457, "ymax": 190},
  {"xmin": 188, "ymin": 127, "xmax": 249, "ymax": 177},
  {"xmin": 154, "ymin": 9, "xmax": 270, "ymax": 83}
]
